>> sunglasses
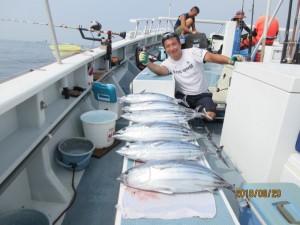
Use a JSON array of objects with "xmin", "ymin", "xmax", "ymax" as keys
[{"xmin": 162, "ymin": 32, "xmax": 179, "ymax": 43}]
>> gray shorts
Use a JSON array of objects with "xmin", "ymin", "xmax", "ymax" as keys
[
  {"xmin": 175, "ymin": 26, "xmax": 182, "ymax": 35},
  {"xmin": 175, "ymin": 91, "xmax": 217, "ymax": 113}
]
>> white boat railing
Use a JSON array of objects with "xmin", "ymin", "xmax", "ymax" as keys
[
  {"xmin": 129, "ymin": 17, "xmax": 175, "ymax": 38},
  {"xmin": 128, "ymin": 16, "xmax": 230, "ymax": 43},
  {"xmin": 159, "ymin": 17, "xmax": 228, "ymax": 34}
]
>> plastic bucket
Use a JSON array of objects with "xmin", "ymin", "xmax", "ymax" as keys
[
  {"xmin": 57, "ymin": 137, "xmax": 94, "ymax": 171},
  {"xmin": 56, "ymin": 151, "xmax": 92, "ymax": 171},
  {"xmin": 80, "ymin": 110, "xmax": 117, "ymax": 148},
  {"xmin": 0, "ymin": 209, "xmax": 49, "ymax": 225},
  {"xmin": 211, "ymin": 35, "xmax": 224, "ymax": 53}
]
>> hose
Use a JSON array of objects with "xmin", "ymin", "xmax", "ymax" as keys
[{"xmin": 52, "ymin": 165, "xmax": 77, "ymax": 225}]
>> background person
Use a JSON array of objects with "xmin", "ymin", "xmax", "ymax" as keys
[
  {"xmin": 139, "ymin": 32, "xmax": 243, "ymax": 123},
  {"xmin": 240, "ymin": 15, "xmax": 279, "ymax": 50},
  {"xmin": 231, "ymin": 10, "xmax": 252, "ymax": 37},
  {"xmin": 174, "ymin": 6, "xmax": 199, "ymax": 36}
]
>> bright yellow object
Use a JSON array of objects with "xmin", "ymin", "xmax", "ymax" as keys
[{"xmin": 49, "ymin": 43, "xmax": 81, "ymax": 58}]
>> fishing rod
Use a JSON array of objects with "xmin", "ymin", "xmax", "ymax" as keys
[
  {"xmin": 1, "ymin": 18, "xmax": 126, "ymax": 69},
  {"xmin": 289, "ymin": 0, "xmax": 300, "ymax": 63},
  {"xmin": 241, "ymin": 0, "xmax": 245, "ymax": 14},
  {"xmin": 294, "ymin": 34, "xmax": 300, "ymax": 63},
  {"xmin": 0, "ymin": 18, "xmax": 126, "ymax": 39},
  {"xmin": 280, "ymin": 0, "xmax": 293, "ymax": 63},
  {"xmin": 247, "ymin": 0, "xmax": 255, "ymax": 61}
]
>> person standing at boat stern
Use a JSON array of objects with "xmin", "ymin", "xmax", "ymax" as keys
[
  {"xmin": 240, "ymin": 15, "xmax": 279, "ymax": 50},
  {"xmin": 174, "ymin": 6, "xmax": 199, "ymax": 35},
  {"xmin": 139, "ymin": 32, "xmax": 243, "ymax": 122},
  {"xmin": 231, "ymin": 11, "xmax": 252, "ymax": 38}
]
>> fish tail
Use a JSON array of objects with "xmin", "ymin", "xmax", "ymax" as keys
[
  {"xmin": 216, "ymin": 147, "xmax": 230, "ymax": 168},
  {"xmin": 204, "ymin": 149, "xmax": 215, "ymax": 157},
  {"xmin": 194, "ymin": 105, "xmax": 202, "ymax": 112},
  {"xmin": 119, "ymin": 96, "xmax": 126, "ymax": 103},
  {"xmin": 176, "ymin": 95, "xmax": 190, "ymax": 107},
  {"xmin": 235, "ymin": 182, "xmax": 252, "ymax": 208},
  {"xmin": 227, "ymin": 183, "xmax": 236, "ymax": 193}
]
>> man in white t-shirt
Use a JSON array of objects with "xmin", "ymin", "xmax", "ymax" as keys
[{"xmin": 139, "ymin": 32, "xmax": 243, "ymax": 121}]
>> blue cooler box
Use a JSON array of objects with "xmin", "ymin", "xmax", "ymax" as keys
[
  {"xmin": 92, "ymin": 82, "xmax": 117, "ymax": 103},
  {"xmin": 243, "ymin": 183, "xmax": 300, "ymax": 225}
]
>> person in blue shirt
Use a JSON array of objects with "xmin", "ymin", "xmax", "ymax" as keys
[
  {"xmin": 231, "ymin": 11, "xmax": 252, "ymax": 35},
  {"xmin": 174, "ymin": 6, "xmax": 199, "ymax": 36}
]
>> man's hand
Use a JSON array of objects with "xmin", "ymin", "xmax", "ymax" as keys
[
  {"xmin": 229, "ymin": 54, "xmax": 244, "ymax": 65},
  {"xmin": 139, "ymin": 51, "xmax": 149, "ymax": 65}
]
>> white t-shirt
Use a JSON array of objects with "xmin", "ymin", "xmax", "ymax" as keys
[{"xmin": 161, "ymin": 48, "xmax": 208, "ymax": 95}]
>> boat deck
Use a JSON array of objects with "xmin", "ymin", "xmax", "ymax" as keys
[{"xmin": 61, "ymin": 118, "xmax": 247, "ymax": 225}]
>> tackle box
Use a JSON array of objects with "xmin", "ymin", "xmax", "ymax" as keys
[
  {"xmin": 243, "ymin": 182, "xmax": 300, "ymax": 225},
  {"xmin": 92, "ymin": 82, "xmax": 117, "ymax": 103}
]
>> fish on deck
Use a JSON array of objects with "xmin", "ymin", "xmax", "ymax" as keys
[{"xmin": 118, "ymin": 160, "xmax": 234, "ymax": 194}]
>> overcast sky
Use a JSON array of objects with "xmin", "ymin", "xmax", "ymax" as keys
[{"xmin": 0, "ymin": 0, "xmax": 297, "ymax": 45}]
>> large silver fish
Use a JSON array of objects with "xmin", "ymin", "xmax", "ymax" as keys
[
  {"xmin": 120, "ymin": 92, "xmax": 189, "ymax": 106},
  {"xmin": 116, "ymin": 140, "xmax": 206, "ymax": 161},
  {"xmin": 122, "ymin": 101, "xmax": 199, "ymax": 113},
  {"xmin": 113, "ymin": 122, "xmax": 202, "ymax": 142},
  {"xmin": 121, "ymin": 109, "xmax": 203, "ymax": 124},
  {"xmin": 118, "ymin": 160, "xmax": 234, "ymax": 194}
]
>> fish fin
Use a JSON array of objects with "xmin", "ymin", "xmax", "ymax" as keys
[
  {"xmin": 140, "ymin": 90, "xmax": 146, "ymax": 94},
  {"xmin": 207, "ymin": 188, "xmax": 218, "ymax": 193},
  {"xmin": 144, "ymin": 122, "xmax": 156, "ymax": 128},
  {"xmin": 150, "ymin": 141, "xmax": 165, "ymax": 146},
  {"xmin": 157, "ymin": 187, "xmax": 175, "ymax": 195}
]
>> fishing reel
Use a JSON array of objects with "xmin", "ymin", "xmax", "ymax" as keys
[{"xmin": 90, "ymin": 21, "xmax": 102, "ymax": 36}]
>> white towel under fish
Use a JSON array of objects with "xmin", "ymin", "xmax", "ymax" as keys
[
  {"xmin": 116, "ymin": 160, "xmax": 216, "ymax": 219},
  {"xmin": 116, "ymin": 187, "xmax": 216, "ymax": 219}
]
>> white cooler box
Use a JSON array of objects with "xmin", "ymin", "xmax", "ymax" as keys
[
  {"xmin": 132, "ymin": 62, "xmax": 175, "ymax": 97},
  {"xmin": 280, "ymin": 153, "xmax": 300, "ymax": 187}
]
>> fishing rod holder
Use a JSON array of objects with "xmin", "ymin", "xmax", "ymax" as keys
[
  {"xmin": 79, "ymin": 26, "xmax": 113, "ymax": 68},
  {"xmin": 79, "ymin": 26, "xmax": 103, "ymax": 42},
  {"xmin": 78, "ymin": 23, "xmax": 126, "ymax": 69}
]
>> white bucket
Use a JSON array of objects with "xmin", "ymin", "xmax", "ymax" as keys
[
  {"xmin": 80, "ymin": 110, "xmax": 117, "ymax": 149},
  {"xmin": 211, "ymin": 35, "xmax": 224, "ymax": 53}
]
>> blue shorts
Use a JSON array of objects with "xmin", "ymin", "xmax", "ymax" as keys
[{"xmin": 175, "ymin": 91, "xmax": 217, "ymax": 113}]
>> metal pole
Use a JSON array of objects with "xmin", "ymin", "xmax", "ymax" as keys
[
  {"xmin": 44, "ymin": 0, "xmax": 61, "ymax": 64},
  {"xmin": 260, "ymin": 0, "xmax": 271, "ymax": 62},
  {"xmin": 288, "ymin": 0, "xmax": 300, "ymax": 60},
  {"xmin": 293, "ymin": 5, "xmax": 300, "ymax": 63},
  {"xmin": 251, "ymin": 0, "xmax": 284, "ymax": 60},
  {"xmin": 167, "ymin": 4, "xmax": 171, "ymax": 30},
  {"xmin": 247, "ymin": 0, "xmax": 255, "ymax": 61}
]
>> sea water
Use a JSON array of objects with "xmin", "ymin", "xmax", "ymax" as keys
[
  {"xmin": 0, "ymin": 39, "xmax": 224, "ymax": 88},
  {"xmin": 0, "ymin": 39, "xmax": 55, "ymax": 81}
]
